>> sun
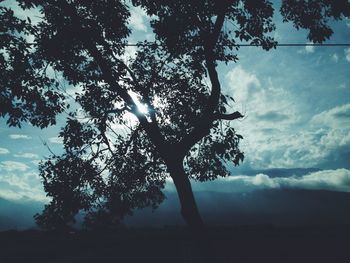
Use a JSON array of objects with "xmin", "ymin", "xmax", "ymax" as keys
[{"xmin": 129, "ymin": 91, "xmax": 149, "ymax": 114}]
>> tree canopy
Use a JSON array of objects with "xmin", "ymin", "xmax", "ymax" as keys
[{"xmin": 1, "ymin": 0, "xmax": 349, "ymax": 229}]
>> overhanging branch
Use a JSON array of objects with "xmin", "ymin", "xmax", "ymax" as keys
[{"xmin": 215, "ymin": 111, "xmax": 243, "ymax": 120}]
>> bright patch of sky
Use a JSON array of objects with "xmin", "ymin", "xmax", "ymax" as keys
[
  {"xmin": 8, "ymin": 134, "xmax": 32, "ymax": 140},
  {"xmin": 1, "ymin": 1, "xmax": 350, "ymax": 203}
]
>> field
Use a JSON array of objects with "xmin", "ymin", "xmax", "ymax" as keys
[{"xmin": 1, "ymin": 225, "xmax": 349, "ymax": 263}]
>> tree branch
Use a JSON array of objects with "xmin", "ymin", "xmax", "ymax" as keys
[
  {"xmin": 204, "ymin": 1, "xmax": 233, "ymax": 114},
  {"xmin": 178, "ymin": 3, "xmax": 232, "ymax": 154},
  {"xmin": 215, "ymin": 111, "xmax": 243, "ymax": 120},
  {"xmin": 105, "ymin": 106, "xmax": 127, "ymax": 115},
  {"xmin": 123, "ymin": 125, "xmax": 141, "ymax": 155},
  {"xmin": 57, "ymin": 1, "xmax": 168, "ymax": 156},
  {"xmin": 207, "ymin": 2, "xmax": 231, "ymax": 50}
]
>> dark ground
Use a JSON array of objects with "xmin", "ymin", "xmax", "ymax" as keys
[{"xmin": 1, "ymin": 225, "xmax": 349, "ymax": 263}]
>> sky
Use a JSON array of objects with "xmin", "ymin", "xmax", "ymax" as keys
[{"xmin": 1, "ymin": 1, "xmax": 350, "ymax": 228}]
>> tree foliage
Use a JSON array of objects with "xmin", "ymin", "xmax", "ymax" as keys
[
  {"xmin": 0, "ymin": 4, "xmax": 64, "ymax": 127},
  {"xmin": 1, "ymin": 0, "xmax": 349, "ymax": 229}
]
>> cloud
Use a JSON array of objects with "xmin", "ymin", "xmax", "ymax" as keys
[
  {"xmin": 224, "ymin": 68, "xmax": 298, "ymax": 125},
  {"xmin": 165, "ymin": 169, "xmax": 350, "ymax": 193},
  {"xmin": 331, "ymin": 53, "xmax": 339, "ymax": 62},
  {"xmin": 0, "ymin": 147, "xmax": 10, "ymax": 154},
  {"xmin": 14, "ymin": 152, "xmax": 40, "ymax": 159},
  {"xmin": 31, "ymin": 160, "xmax": 41, "ymax": 166},
  {"xmin": 312, "ymin": 103, "xmax": 350, "ymax": 128},
  {"xmin": 276, "ymin": 104, "xmax": 350, "ymax": 168},
  {"xmin": 251, "ymin": 173, "xmax": 280, "ymax": 188},
  {"xmin": 305, "ymin": 45, "xmax": 315, "ymax": 54},
  {"xmin": 278, "ymin": 169, "xmax": 350, "ymax": 192},
  {"xmin": 121, "ymin": 43, "xmax": 138, "ymax": 63},
  {"xmin": 0, "ymin": 0, "xmax": 42, "ymax": 25},
  {"xmin": 250, "ymin": 128, "xmax": 349, "ymax": 169},
  {"xmin": 128, "ymin": 6, "xmax": 148, "ymax": 32},
  {"xmin": 225, "ymin": 65, "xmax": 261, "ymax": 103},
  {"xmin": 298, "ymin": 42, "xmax": 315, "ymax": 54},
  {"xmin": 9, "ymin": 134, "xmax": 32, "ymax": 140},
  {"xmin": 345, "ymin": 48, "xmax": 350, "ymax": 62},
  {"xmin": 48, "ymin": 136, "xmax": 63, "ymax": 144},
  {"xmin": 0, "ymin": 171, "xmax": 47, "ymax": 202},
  {"xmin": 223, "ymin": 67, "xmax": 303, "ymax": 168},
  {"xmin": 257, "ymin": 111, "xmax": 289, "ymax": 122},
  {"xmin": 337, "ymin": 83, "xmax": 346, "ymax": 89},
  {"xmin": 0, "ymin": 189, "xmax": 26, "ymax": 201},
  {"xmin": 0, "ymin": 161, "xmax": 29, "ymax": 172},
  {"xmin": 230, "ymin": 100, "xmax": 350, "ymax": 169}
]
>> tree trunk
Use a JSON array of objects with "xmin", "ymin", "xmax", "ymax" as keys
[
  {"xmin": 168, "ymin": 161, "xmax": 204, "ymax": 229},
  {"xmin": 168, "ymin": 161, "xmax": 218, "ymax": 263}
]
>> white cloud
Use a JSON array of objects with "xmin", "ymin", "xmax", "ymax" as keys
[
  {"xmin": 0, "ymin": 189, "xmax": 26, "ymax": 201},
  {"xmin": 122, "ymin": 44, "xmax": 138, "ymax": 62},
  {"xmin": 312, "ymin": 103, "xmax": 350, "ymax": 128},
  {"xmin": 229, "ymin": 100, "xmax": 350, "ymax": 169},
  {"xmin": 223, "ymin": 67, "xmax": 302, "ymax": 168},
  {"xmin": 0, "ymin": 163, "xmax": 47, "ymax": 202},
  {"xmin": 331, "ymin": 53, "xmax": 339, "ymax": 62},
  {"xmin": 251, "ymin": 173, "xmax": 279, "ymax": 188},
  {"xmin": 305, "ymin": 45, "xmax": 315, "ymax": 54},
  {"xmin": 346, "ymin": 19, "xmax": 350, "ymax": 28},
  {"xmin": 224, "ymin": 70, "xmax": 297, "ymax": 125},
  {"xmin": 128, "ymin": 6, "xmax": 148, "ymax": 32},
  {"xmin": 48, "ymin": 136, "xmax": 63, "ymax": 144},
  {"xmin": 298, "ymin": 42, "xmax": 315, "ymax": 54},
  {"xmin": 0, "ymin": 0, "xmax": 42, "ymax": 25},
  {"xmin": 225, "ymin": 65, "xmax": 261, "ymax": 103},
  {"xmin": 0, "ymin": 147, "xmax": 10, "ymax": 154},
  {"xmin": 345, "ymin": 48, "xmax": 350, "ymax": 62},
  {"xmin": 337, "ymin": 83, "xmax": 346, "ymax": 89},
  {"xmin": 65, "ymin": 83, "xmax": 84, "ymax": 102},
  {"xmin": 9, "ymin": 134, "xmax": 32, "ymax": 140},
  {"xmin": 14, "ymin": 152, "xmax": 40, "ymax": 159},
  {"xmin": 0, "ymin": 161, "xmax": 29, "ymax": 172},
  {"xmin": 279, "ymin": 169, "xmax": 350, "ymax": 192},
  {"xmin": 165, "ymin": 169, "xmax": 350, "ymax": 193},
  {"xmin": 31, "ymin": 159, "xmax": 41, "ymax": 166},
  {"xmin": 0, "ymin": 173, "xmax": 47, "ymax": 202},
  {"xmin": 284, "ymin": 105, "xmax": 350, "ymax": 168},
  {"xmin": 249, "ymin": 126, "xmax": 349, "ymax": 169}
]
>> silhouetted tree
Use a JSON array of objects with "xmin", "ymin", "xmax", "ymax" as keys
[{"xmin": 1, "ymin": 0, "xmax": 349, "ymax": 229}]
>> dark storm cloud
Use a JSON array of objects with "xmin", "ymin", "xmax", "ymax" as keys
[
  {"xmin": 333, "ymin": 110, "xmax": 350, "ymax": 119},
  {"xmin": 256, "ymin": 111, "xmax": 289, "ymax": 122}
]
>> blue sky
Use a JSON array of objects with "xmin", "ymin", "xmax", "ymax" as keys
[{"xmin": 1, "ymin": 1, "xmax": 350, "ymax": 227}]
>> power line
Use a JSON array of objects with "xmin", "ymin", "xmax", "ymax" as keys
[
  {"xmin": 125, "ymin": 43, "xmax": 350, "ymax": 47},
  {"xmin": 260, "ymin": 43, "xmax": 350, "ymax": 47}
]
